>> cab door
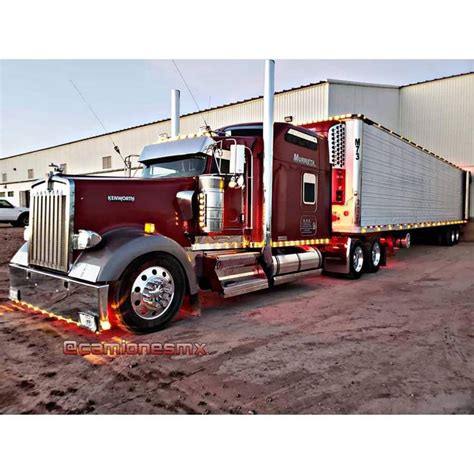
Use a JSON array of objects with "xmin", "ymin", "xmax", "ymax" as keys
[
  {"xmin": 211, "ymin": 146, "xmax": 245, "ymax": 235},
  {"xmin": 273, "ymin": 125, "xmax": 327, "ymax": 243}
]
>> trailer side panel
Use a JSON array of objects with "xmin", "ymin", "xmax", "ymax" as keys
[{"xmin": 360, "ymin": 122, "xmax": 465, "ymax": 227}]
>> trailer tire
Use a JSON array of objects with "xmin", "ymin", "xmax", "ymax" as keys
[
  {"xmin": 454, "ymin": 227, "xmax": 460, "ymax": 245},
  {"xmin": 441, "ymin": 227, "xmax": 457, "ymax": 247},
  {"xmin": 111, "ymin": 254, "xmax": 185, "ymax": 333},
  {"xmin": 364, "ymin": 239, "xmax": 381, "ymax": 273},
  {"xmin": 348, "ymin": 240, "xmax": 365, "ymax": 279}
]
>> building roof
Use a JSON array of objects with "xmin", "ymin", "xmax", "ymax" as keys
[
  {"xmin": 401, "ymin": 70, "xmax": 473, "ymax": 88},
  {"xmin": 2, "ymin": 71, "xmax": 473, "ymax": 160}
]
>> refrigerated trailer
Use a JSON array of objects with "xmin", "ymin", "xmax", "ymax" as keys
[
  {"xmin": 305, "ymin": 115, "xmax": 469, "ymax": 233},
  {"xmin": 8, "ymin": 64, "xmax": 470, "ymax": 333},
  {"xmin": 297, "ymin": 114, "xmax": 470, "ymax": 275}
]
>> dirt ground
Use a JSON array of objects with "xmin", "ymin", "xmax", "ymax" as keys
[{"xmin": 0, "ymin": 225, "xmax": 473, "ymax": 414}]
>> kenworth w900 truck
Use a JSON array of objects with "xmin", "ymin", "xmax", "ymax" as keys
[{"xmin": 9, "ymin": 62, "xmax": 470, "ymax": 333}]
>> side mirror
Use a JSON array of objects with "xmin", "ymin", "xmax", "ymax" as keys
[{"xmin": 229, "ymin": 144, "xmax": 245, "ymax": 175}]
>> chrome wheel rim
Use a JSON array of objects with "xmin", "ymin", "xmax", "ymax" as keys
[
  {"xmin": 450, "ymin": 229, "xmax": 456, "ymax": 243},
  {"xmin": 130, "ymin": 266, "xmax": 175, "ymax": 320},
  {"xmin": 371, "ymin": 241, "xmax": 381, "ymax": 267},
  {"xmin": 353, "ymin": 246, "xmax": 364, "ymax": 273},
  {"xmin": 455, "ymin": 230, "xmax": 460, "ymax": 242}
]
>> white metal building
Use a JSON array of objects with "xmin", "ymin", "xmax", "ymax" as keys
[{"xmin": 1, "ymin": 72, "xmax": 473, "ymax": 218}]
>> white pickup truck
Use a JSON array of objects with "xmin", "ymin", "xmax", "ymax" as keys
[{"xmin": 0, "ymin": 199, "xmax": 29, "ymax": 227}]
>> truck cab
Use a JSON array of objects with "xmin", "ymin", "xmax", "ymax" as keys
[{"xmin": 9, "ymin": 122, "xmax": 332, "ymax": 333}]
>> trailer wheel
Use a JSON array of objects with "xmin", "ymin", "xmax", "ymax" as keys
[
  {"xmin": 454, "ymin": 227, "xmax": 460, "ymax": 245},
  {"xmin": 348, "ymin": 240, "xmax": 365, "ymax": 279},
  {"xmin": 364, "ymin": 239, "xmax": 381, "ymax": 273},
  {"xmin": 111, "ymin": 254, "xmax": 185, "ymax": 333},
  {"xmin": 441, "ymin": 227, "xmax": 457, "ymax": 246}
]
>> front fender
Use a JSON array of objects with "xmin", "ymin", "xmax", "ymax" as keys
[{"xmin": 69, "ymin": 227, "xmax": 198, "ymax": 294}]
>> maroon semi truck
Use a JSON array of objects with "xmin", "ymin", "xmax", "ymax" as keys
[{"xmin": 8, "ymin": 65, "xmax": 470, "ymax": 334}]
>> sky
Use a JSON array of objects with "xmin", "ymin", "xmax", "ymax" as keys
[{"xmin": 1, "ymin": 59, "xmax": 473, "ymax": 157}]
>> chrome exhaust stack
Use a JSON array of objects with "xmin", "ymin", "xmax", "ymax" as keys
[
  {"xmin": 262, "ymin": 59, "xmax": 275, "ymax": 270},
  {"xmin": 171, "ymin": 89, "xmax": 180, "ymax": 138}
]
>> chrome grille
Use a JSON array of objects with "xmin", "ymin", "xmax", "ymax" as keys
[{"xmin": 29, "ymin": 182, "xmax": 72, "ymax": 273}]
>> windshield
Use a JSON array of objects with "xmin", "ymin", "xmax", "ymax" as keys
[{"xmin": 143, "ymin": 155, "xmax": 207, "ymax": 179}]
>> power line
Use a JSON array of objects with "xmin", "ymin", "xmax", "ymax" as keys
[
  {"xmin": 171, "ymin": 60, "xmax": 209, "ymax": 128},
  {"xmin": 69, "ymin": 80, "xmax": 110, "ymax": 137},
  {"xmin": 69, "ymin": 79, "xmax": 127, "ymax": 168}
]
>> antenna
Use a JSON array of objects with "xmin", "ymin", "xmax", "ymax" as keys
[
  {"xmin": 171, "ymin": 60, "xmax": 209, "ymax": 128},
  {"xmin": 69, "ymin": 79, "xmax": 129, "ymax": 175}
]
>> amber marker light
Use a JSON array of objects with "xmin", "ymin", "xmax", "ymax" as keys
[{"xmin": 144, "ymin": 223, "xmax": 156, "ymax": 234}]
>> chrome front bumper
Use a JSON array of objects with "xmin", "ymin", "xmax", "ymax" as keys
[{"xmin": 9, "ymin": 264, "xmax": 110, "ymax": 332}]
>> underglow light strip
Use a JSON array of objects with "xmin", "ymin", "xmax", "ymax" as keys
[
  {"xmin": 248, "ymin": 238, "xmax": 330, "ymax": 248},
  {"xmin": 192, "ymin": 237, "xmax": 331, "ymax": 251},
  {"xmin": 10, "ymin": 300, "xmax": 111, "ymax": 332}
]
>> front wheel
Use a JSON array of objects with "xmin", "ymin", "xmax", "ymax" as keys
[
  {"xmin": 111, "ymin": 254, "xmax": 185, "ymax": 333},
  {"xmin": 348, "ymin": 240, "xmax": 365, "ymax": 279}
]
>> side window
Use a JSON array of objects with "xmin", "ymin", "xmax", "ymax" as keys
[
  {"xmin": 285, "ymin": 128, "xmax": 318, "ymax": 150},
  {"xmin": 0, "ymin": 199, "xmax": 13, "ymax": 208},
  {"xmin": 302, "ymin": 173, "xmax": 317, "ymax": 205}
]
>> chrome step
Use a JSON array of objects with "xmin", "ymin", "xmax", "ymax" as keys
[
  {"xmin": 213, "ymin": 251, "xmax": 261, "ymax": 268},
  {"xmin": 200, "ymin": 251, "xmax": 269, "ymax": 297},
  {"xmin": 222, "ymin": 278, "xmax": 269, "ymax": 298}
]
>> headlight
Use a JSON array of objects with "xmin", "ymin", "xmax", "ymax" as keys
[
  {"xmin": 23, "ymin": 225, "xmax": 31, "ymax": 242},
  {"xmin": 73, "ymin": 230, "xmax": 102, "ymax": 250}
]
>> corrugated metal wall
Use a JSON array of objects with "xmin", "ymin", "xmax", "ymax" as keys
[
  {"xmin": 328, "ymin": 82, "xmax": 400, "ymax": 131},
  {"xmin": 2, "ymin": 74, "xmax": 473, "ymax": 213},
  {"xmin": 399, "ymin": 74, "xmax": 474, "ymax": 169},
  {"xmin": 172, "ymin": 83, "xmax": 329, "ymax": 133}
]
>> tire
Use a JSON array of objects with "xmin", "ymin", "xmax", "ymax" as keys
[
  {"xmin": 348, "ymin": 240, "xmax": 365, "ymax": 279},
  {"xmin": 111, "ymin": 254, "xmax": 186, "ymax": 333},
  {"xmin": 454, "ymin": 227, "xmax": 460, "ymax": 245},
  {"xmin": 364, "ymin": 239, "xmax": 381, "ymax": 273},
  {"xmin": 440, "ymin": 227, "xmax": 457, "ymax": 246},
  {"xmin": 14, "ymin": 213, "xmax": 29, "ymax": 227}
]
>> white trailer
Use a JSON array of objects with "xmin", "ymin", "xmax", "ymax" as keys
[
  {"xmin": 325, "ymin": 115, "xmax": 470, "ymax": 234},
  {"xmin": 302, "ymin": 114, "xmax": 470, "ymax": 278}
]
